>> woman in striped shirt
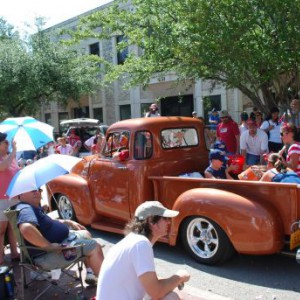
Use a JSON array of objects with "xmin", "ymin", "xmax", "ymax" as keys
[{"xmin": 280, "ymin": 123, "xmax": 300, "ymax": 176}]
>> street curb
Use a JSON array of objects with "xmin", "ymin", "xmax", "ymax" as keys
[{"xmin": 183, "ymin": 285, "xmax": 233, "ymax": 300}]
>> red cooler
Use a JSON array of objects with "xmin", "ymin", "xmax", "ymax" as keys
[{"xmin": 228, "ymin": 155, "xmax": 245, "ymax": 174}]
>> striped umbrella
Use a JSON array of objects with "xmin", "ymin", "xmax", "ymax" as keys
[{"xmin": 0, "ymin": 117, "xmax": 54, "ymax": 151}]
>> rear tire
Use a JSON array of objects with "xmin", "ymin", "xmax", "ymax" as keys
[
  {"xmin": 181, "ymin": 216, "xmax": 235, "ymax": 265},
  {"xmin": 57, "ymin": 194, "xmax": 76, "ymax": 221}
]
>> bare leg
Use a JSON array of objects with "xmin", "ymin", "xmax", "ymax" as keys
[
  {"xmin": 7, "ymin": 222, "xmax": 19, "ymax": 258},
  {"xmin": 0, "ymin": 221, "xmax": 8, "ymax": 264},
  {"xmin": 85, "ymin": 241, "xmax": 104, "ymax": 276}
]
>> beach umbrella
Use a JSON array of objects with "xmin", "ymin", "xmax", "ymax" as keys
[
  {"xmin": 6, "ymin": 154, "xmax": 81, "ymax": 198},
  {"xmin": 0, "ymin": 116, "xmax": 54, "ymax": 152}
]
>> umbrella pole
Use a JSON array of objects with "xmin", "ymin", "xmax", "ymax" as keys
[{"xmin": 45, "ymin": 184, "xmax": 60, "ymax": 218}]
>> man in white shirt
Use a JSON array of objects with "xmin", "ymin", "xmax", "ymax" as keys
[
  {"xmin": 240, "ymin": 119, "xmax": 268, "ymax": 167},
  {"xmin": 96, "ymin": 201, "xmax": 190, "ymax": 300}
]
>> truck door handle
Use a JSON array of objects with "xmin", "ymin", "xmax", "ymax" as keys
[{"xmin": 118, "ymin": 166, "xmax": 128, "ymax": 170}]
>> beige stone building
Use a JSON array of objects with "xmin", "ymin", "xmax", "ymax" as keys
[{"xmin": 41, "ymin": 1, "xmax": 252, "ymax": 134}]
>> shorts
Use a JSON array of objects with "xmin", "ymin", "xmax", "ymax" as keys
[
  {"xmin": 246, "ymin": 153, "xmax": 260, "ymax": 166},
  {"xmin": 0, "ymin": 199, "xmax": 19, "ymax": 222},
  {"xmin": 33, "ymin": 230, "xmax": 97, "ymax": 270}
]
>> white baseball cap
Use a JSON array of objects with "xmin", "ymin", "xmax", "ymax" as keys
[{"xmin": 135, "ymin": 201, "xmax": 179, "ymax": 221}]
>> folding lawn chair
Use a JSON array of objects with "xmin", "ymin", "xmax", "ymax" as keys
[{"xmin": 4, "ymin": 207, "xmax": 87, "ymax": 300}]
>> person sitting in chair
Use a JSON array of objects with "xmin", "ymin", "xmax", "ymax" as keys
[{"xmin": 15, "ymin": 189, "xmax": 104, "ymax": 285}]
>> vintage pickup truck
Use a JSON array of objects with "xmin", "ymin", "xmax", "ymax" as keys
[{"xmin": 47, "ymin": 117, "xmax": 300, "ymax": 265}]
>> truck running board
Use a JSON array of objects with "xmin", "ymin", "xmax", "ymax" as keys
[{"xmin": 91, "ymin": 221, "xmax": 125, "ymax": 235}]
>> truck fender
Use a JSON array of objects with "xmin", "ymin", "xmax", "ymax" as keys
[
  {"xmin": 170, "ymin": 188, "xmax": 284, "ymax": 254},
  {"xmin": 48, "ymin": 174, "xmax": 95, "ymax": 225}
]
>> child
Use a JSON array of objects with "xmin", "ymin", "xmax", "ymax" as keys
[{"xmin": 204, "ymin": 149, "xmax": 236, "ymax": 179}]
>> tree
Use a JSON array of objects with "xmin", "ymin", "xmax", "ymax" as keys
[
  {"xmin": 74, "ymin": 0, "xmax": 300, "ymax": 114},
  {"xmin": 0, "ymin": 18, "xmax": 101, "ymax": 117}
]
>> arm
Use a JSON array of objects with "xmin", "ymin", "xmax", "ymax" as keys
[
  {"xmin": 204, "ymin": 170, "xmax": 215, "ymax": 179},
  {"xmin": 240, "ymin": 149, "xmax": 248, "ymax": 170},
  {"xmin": 235, "ymin": 134, "xmax": 240, "ymax": 154},
  {"xmin": 260, "ymin": 170, "xmax": 274, "ymax": 182},
  {"xmin": 225, "ymin": 165, "xmax": 235, "ymax": 179},
  {"xmin": 58, "ymin": 219, "xmax": 87, "ymax": 231},
  {"xmin": 139, "ymin": 270, "xmax": 190, "ymax": 299},
  {"xmin": 287, "ymin": 153, "xmax": 299, "ymax": 171},
  {"xmin": 0, "ymin": 140, "xmax": 17, "ymax": 171},
  {"xmin": 19, "ymin": 222, "xmax": 60, "ymax": 250}
]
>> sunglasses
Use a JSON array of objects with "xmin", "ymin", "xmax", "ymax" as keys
[
  {"xmin": 31, "ymin": 189, "xmax": 43, "ymax": 194},
  {"xmin": 280, "ymin": 132, "xmax": 289, "ymax": 137}
]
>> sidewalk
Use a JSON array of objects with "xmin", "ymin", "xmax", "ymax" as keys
[{"xmin": 3, "ymin": 257, "xmax": 231, "ymax": 300}]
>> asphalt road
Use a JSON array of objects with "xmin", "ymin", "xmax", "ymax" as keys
[{"xmin": 91, "ymin": 228, "xmax": 300, "ymax": 300}]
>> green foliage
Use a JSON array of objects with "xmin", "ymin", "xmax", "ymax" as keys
[
  {"xmin": 73, "ymin": 0, "xmax": 300, "ymax": 113},
  {"xmin": 0, "ymin": 18, "xmax": 101, "ymax": 117}
]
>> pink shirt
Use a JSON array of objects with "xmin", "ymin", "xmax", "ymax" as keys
[
  {"xmin": 0, "ymin": 156, "xmax": 20, "ymax": 199},
  {"xmin": 287, "ymin": 143, "xmax": 300, "ymax": 176}
]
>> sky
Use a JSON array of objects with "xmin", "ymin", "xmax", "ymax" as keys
[{"xmin": 1, "ymin": 0, "xmax": 112, "ymax": 35}]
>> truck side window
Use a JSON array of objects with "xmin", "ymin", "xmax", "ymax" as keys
[
  {"xmin": 161, "ymin": 128, "xmax": 198, "ymax": 149},
  {"xmin": 134, "ymin": 131, "xmax": 153, "ymax": 160}
]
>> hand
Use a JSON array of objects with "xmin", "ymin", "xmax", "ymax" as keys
[
  {"xmin": 12, "ymin": 139, "xmax": 17, "ymax": 152},
  {"xmin": 67, "ymin": 220, "xmax": 86, "ymax": 230},
  {"xmin": 269, "ymin": 125, "xmax": 274, "ymax": 130},
  {"xmin": 227, "ymin": 164, "xmax": 238, "ymax": 173},
  {"xmin": 175, "ymin": 269, "xmax": 190, "ymax": 284}
]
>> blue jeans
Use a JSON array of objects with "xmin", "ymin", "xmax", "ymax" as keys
[{"xmin": 246, "ymin": 153, "xmax": 260, "ymax": 165}]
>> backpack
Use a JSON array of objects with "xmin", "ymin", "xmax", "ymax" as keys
[{"xmin": 272, "ymin": 172, "xmax": 300, "ymax": 183}]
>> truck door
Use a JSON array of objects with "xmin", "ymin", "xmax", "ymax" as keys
[{"xmin": 88, "ymin": 131, "xmax": 131, "ymax": 222}]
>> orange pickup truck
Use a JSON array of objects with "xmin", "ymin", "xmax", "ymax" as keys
[{"xmin": 48, "ymin": 117, "xmax": 300, "ymax": 264}]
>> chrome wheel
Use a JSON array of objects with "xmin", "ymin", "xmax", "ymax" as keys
[
  {"xmin": 57, "ymin": 194, "xmax": 75, "ymax": 220},
  {"xmin": 181, "ymin": 216, "xmax": 234, "ymax": 264},
  {"xmin": 186, "ymin": 217, "xmax": 219, "ymax": 259}
]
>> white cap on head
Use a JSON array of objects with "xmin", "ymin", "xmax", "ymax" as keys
[{"xmin": 135, "ymin": 201, "xmax": 179, "ymax": 221}]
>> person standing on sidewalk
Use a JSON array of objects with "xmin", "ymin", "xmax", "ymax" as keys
[
  {"xmin": 96, "ymin": 201, "xmax": 190, "ymax": 300},
  {"xmin": 0, "ymin": 132, "xmax": 20, "ymax": 265},
  {"xmin": 216, "ymin": 110, "xmax": 240, "ymax": 155}
]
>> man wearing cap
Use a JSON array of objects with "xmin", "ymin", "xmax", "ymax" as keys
[
  {"xmin": 209, "ymin": 108, "xmax": 220, "ymax": 127},
  {"xmin": 216, "ymin": 110, "xmax": 240, "ymax": 155},
  {"xmin": 204, "ymin": 149, "xmax": 235, "ymax": 179},
  {"xmin": 240, "ymin": 119, "xmax": 268, "ymax": 167},
  {"xmin": 96, "ymin": 201, "xmax": 190, "ymax": 300}
]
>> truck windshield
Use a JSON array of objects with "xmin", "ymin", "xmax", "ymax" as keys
[
  {"xmin": 161, "ymin": 128, "xmax": 198, "ymax": 149},
  {"xmin": 102, "ymin": 131, "xmax": 130, "ymax": 158}
]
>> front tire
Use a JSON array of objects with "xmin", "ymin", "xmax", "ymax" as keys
[
  {"xmin": 57, "ymin": 194, "xmax": 76, "ymax": 220},
  {"xmin": 181, "ymin": 216, "xmax": 235, "ymax": 265}
]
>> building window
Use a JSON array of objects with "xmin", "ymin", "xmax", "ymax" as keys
[
  {"xmin": 141, "ymin": 103, "xmax": 150, "ymax": 117},
  {"xmin": 93, "ymin": 108, "xmax": 103, "ymax": 123},
  {"xmin": 89, "ymin": 42, "xmax": 100, "ymax": 56},
  {"xmin": 45, "ymin": 113, "xmax": 52, "ymax": 125},
  {"xmin": 73, "ymin": 106, "xmax": 89, "ymax": 118},
  {"xmin": 116, "ymin": 35, "xmax": 128, "ymax": 65},
  {"xmin": 120, "ymin": 104, "xmax": 131, "ymax": 120}
]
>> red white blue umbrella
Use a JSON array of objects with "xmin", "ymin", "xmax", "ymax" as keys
[
  {"xmin": 6, "ymin": 154, "xmax": 82, "ymax": 198},
  {"xmin": 0, "ymin": 116, "xmax": 54, "ymax": 152}
]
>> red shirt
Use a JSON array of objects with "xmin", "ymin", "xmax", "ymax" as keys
[{"xmin": 217, "ymin": 119, "xmax": 240, "ymax": 153}]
